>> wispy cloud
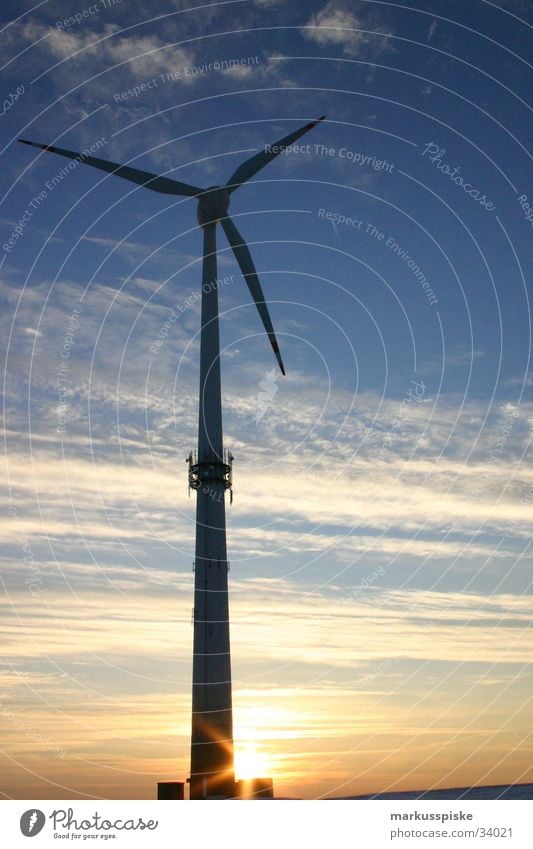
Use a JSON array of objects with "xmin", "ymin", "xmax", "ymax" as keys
[
  {"xmin": 303, "ymin": 1, "xmax": 393, "ymax": 57},
  {"xmin": 19, "ymin": 19, "xmax": 196, "ymax": 82}
]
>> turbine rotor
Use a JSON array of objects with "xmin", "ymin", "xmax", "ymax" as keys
[{"xmin": 19, "ymin": 117, "xmax": 326, "ymax": 373}]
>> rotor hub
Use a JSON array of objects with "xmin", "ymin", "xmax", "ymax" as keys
[{"xmin": 197, "ymin": 186, "xmax": 230, "ymax": 227}]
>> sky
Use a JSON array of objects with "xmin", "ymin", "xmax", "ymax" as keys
[{"xmin": 0, "ymin": 0, "xmax": 532, "ymax": 800}]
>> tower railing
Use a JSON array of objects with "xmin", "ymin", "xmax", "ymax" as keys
[{"xmin": 186, "ymin": 448, "xmax": 234, "ymax": 503}]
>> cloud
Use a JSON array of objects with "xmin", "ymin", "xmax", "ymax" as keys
[
  {"xmin": 2, "ymin": 267, "xmax": 531, "ymax": 569},
  {"xmin": 2, "ymin": 428, "xmax": 532, "ymax": 572},
  {"xmin": 20, "ymin": 20, "xmax": 196, "ymax": 80},
  {"xmin": 304, "ymin": 1, "xmax": 392, "ymax": 57},
  {"xmin": 2, "ymin": 573, "xmax": 531, "ymax": 671},
  {"xmin": 11, "ymin": 14, "xmax": 289, "ymax": 119}
]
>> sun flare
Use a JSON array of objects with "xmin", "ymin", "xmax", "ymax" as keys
[{"xmin": 234, "ymin": 742, "xmax": 270, "ymax": 780}]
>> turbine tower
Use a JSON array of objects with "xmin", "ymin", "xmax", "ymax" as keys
[{"xmin": 20, "ymin": 116, "xmax": 325, "ymax": 799}]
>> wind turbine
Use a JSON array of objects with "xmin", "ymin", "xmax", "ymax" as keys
[{"xmin": 19, "ymin": 116, "xmax": 325, "ymax": 799}]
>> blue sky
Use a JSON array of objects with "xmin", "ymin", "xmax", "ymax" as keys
[{"xmin": 1, "ymin": 0, "xmax": 532, "ymax": 799}]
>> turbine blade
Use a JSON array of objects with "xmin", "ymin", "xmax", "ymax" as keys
[
  {"xmin": 18, "ymin": 139, "xmax": 203, "ymax": 197},
  {"xmin": 221, "ymin": 216, "xmax": 285, "ymax": 375},
  {"xmin": 225, "ymin": 116, "xmax": 325, "ymax": 193}
]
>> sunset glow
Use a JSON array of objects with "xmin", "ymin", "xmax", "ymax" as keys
[{"xmin": 234, "ymin": 742, "xmax": 271, "ymax": 781}]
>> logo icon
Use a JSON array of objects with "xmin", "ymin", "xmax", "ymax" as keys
[{"xmin": 20, "ymin": 810, "xmax": 45, "ymax": 837}]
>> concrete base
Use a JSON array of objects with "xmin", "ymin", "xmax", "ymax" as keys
[
  {"xmin": 157, "ymin": 777, "xmax": 274, "ymax": 800},
  {"xmin": 235, "ymin": 778, "xmax": 274, "ymax": 799},
  {"xmin": 157, "ymin": 782, "xmax": 184, "ymax": 800}
]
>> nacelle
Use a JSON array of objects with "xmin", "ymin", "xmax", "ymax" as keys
[{"xmin": 197, "ymin": 186, "xmax": 230, "ymax": 227}]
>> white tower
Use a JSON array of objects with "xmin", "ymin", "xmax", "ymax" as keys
[
  {"xmin": 187, "ymin": 221, "xmax": 235, "ymax": 799},
  {"xmin": 19, "ymin": 116, "xmax": 325, "ymax": 800}
]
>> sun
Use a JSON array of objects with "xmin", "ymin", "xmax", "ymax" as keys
[{"xmin": 234, "ymin": 742, "xmax": 270, "ymax": 780}]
